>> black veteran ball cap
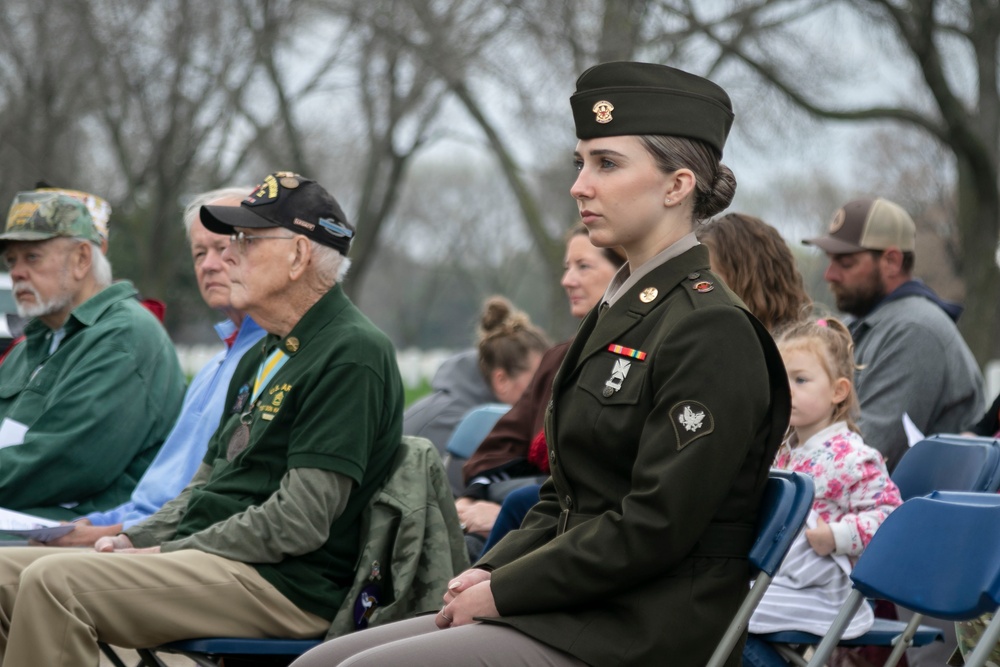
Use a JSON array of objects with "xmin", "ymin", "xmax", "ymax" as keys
[
  {"xmin": 200, "ymin": 172, "xmax": 354, "ymax": 255},
  {"xmin": 570, "ymin": 61, "xmax": 734, "ymax": 155}
]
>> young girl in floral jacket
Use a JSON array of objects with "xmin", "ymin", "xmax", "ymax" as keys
[{"xmin": 745, "ymin": 318, "xmax": 903, "ymax": 664}]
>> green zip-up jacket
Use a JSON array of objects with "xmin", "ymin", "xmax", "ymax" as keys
[{"xmin": 0, "ymin": 281, "xmax": 184, "ymax": 520}]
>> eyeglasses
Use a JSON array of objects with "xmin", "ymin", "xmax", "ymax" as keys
[{"xmin": 229, "ymin": 231, "xmax": 296, "ymax": 254}]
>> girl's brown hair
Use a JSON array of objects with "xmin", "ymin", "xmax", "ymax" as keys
[
  {"xmin": 697, "ymin": 213, "xmax": 812, "ymax": 332},
  {"xmin": 477, "ymin": 296, "xmax": 550, "ymax": 382},
  {"xmin": 776, "ymin": 317, "xmax": 861, "ymax": 434}
]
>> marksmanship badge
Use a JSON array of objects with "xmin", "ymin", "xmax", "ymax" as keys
[{"xmin": 603, "ymin": 358, "xmax": 631, "ymax": 397}]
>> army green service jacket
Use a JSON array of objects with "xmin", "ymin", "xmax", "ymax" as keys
[{"xmin": 479, "ymin": 244, "xmax": 790, "ymax": 667}]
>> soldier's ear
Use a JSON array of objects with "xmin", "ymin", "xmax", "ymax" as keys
[{"xmin": 663, "ymin": 168, "xmax": 695, "ymax": 208}]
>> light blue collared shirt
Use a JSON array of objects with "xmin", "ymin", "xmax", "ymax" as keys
[{"xmin": 86, "ymin": 317, "xmax": 265, "ymax": 528}]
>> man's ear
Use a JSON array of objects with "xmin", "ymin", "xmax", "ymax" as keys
[
  {"xmin": 288, "ymin": 235, "xmax": 310, "ymax": 281},
  {"xmin": 879, "ymin": 246, "xmax": 905, "ymax": 277},
  {"xmin": 71, "ymin": 241, "xmax": 94, "ymax": 280}
]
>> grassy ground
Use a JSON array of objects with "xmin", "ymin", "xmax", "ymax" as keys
[{"xmin": 404, "ymin": 378, "xmax": 432, "ymax": 408}]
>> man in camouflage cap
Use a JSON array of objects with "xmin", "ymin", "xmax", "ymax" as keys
[{"xmin": 0, "ymin": 190, "xmax": 184, "ymax": 519}]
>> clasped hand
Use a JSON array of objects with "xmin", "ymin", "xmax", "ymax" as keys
[
  {"xmin": 436, "ymin": 568, "xmax": 498, "ymax": 629},
  {"xmin": 93, "ymin": 534, "xmax": 161, "ymax": 554},
  {"xmin": 805, "ymin": 516, "xmax": 835, "ymax": 556}
]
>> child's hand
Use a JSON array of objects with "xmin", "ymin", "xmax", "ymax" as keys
[{"xmin": 805, "ymin": 517, "xmax": 835, "ymax": 556}]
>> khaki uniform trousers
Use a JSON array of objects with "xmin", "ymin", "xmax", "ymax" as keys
[
  {"xmin": 290, "ymin": 615, "xmax": 588, "ymax": 667},
  {"xmin": 0, "ymin": 547, "xmax": 328, "ymax": 667}
]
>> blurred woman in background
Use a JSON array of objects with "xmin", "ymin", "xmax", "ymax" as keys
[
  {"xmin": 403, "ymin": 296, "xmax": 549, "ymax": 457},
  {"xmin": 456, "ymin": 224, "xmax": 624, "ymax": 549}
]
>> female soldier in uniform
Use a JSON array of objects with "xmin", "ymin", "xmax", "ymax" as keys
[{"xmin": 292, "ymin": 61, "xmax": 789, "ymax": 667}]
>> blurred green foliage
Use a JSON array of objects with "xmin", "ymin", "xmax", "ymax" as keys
[{"xmin": 404, "ymin": 378, "xmax": 433, "ymax": 409}]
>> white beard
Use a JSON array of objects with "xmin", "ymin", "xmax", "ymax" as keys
[{"xmin": 14, "ymin": 282, "xmax": 74, "ymax": 320}]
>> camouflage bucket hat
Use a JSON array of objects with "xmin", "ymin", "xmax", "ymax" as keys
[{"xmin": 1, "ymin": 191, "xmax": 102, "ymax": 246}]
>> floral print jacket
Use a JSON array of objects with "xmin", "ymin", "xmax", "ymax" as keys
[{"xmin": 775, "ymin": 421, "xmax": 902, "ymax": 557}]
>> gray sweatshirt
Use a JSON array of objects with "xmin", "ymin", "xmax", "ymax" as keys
[{"xmin": 851, "ymin": 294, "xmax": 984, "ymax": 470}]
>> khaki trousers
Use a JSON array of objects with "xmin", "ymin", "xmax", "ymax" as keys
[
  {"xmin": 290, "ymin": 615, "xmax": 588, "ymax": 667},
  {"xmin": 0, "ymin": 547, "xmax": 328, "ymax": 667}
]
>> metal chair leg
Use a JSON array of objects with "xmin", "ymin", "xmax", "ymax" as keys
[
  {"xmin": 98, "ymin": 642, "xmax": 130, "ymax": 667},
  {"xmin": 882, "ymin": 612, "xmax": 923, "ymax": 667}
]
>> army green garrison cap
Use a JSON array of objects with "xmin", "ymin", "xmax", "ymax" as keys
[
  {"xmin": 570, "ymin": 61, "xmax": 734, "ymax": 155},
  {"xmin": 1, "ymin": 191, "xmax": 103, "ymax": 246}
]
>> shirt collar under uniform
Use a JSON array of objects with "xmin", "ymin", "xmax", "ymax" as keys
[{"xmin": 600, "ymin": 232, "xmax": 700, "ymax": 310}]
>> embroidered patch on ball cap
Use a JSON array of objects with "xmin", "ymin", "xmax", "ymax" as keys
[{"xmin": 669, "ymin": 401, "xmax": 714, "ymax": 450}]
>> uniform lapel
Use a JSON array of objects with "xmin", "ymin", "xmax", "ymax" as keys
[
  {"xmin": 552, "ymin": 306, "xmax": 599, "ymax": 392},
  {"xmin": 572, "ymin": 246, "xmax": 711, "ymax": 375}
]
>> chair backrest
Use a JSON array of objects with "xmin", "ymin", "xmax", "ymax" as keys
[
  {"xmin": 750, "ymin": 470, "xmax": 816, "ymax": 577},
  {"xmin": 444, "ymin": 403, "xmax": 510, "ymax": 458},
  {"xmin": 443, "ymin": 403, "xmax": 510, "ymax": 495},
  {"xmin": 849, "ymin": 493, "xmax": 1000, "ymax": 620},
  {"xmin": 705, "ymin": 470, "xmax": 815, "ymax": 667},
  {"xmin": 890, "ymin": 434, "xmax": 1000, "ymax": 501}
]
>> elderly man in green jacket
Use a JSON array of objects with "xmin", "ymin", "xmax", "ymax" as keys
[{"xmin": 0, "ymin": 190, "xmax": 183, "ymax": 519}]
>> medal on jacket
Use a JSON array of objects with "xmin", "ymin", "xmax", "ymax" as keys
[
  {"xmin": 226, "ymin": 347, "xmax": 289, "ymax": 461},
  {"xmin": 231, "ymin": 383, "xmax": 250, "ymax": 414},
  {"xmin": 603, "ymin": 358, "xmax": 631, "ymax": 397},
  {"xmin": 226, "ymin": 410, "xmax": 254, "ymax": 461}
]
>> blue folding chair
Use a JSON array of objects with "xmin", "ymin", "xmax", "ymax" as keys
[
  {"xmin": 804, "ymin": 492, "xmax": 1000, "ymax": 667},
  {"xmin": 891, "ymin": 434, "xmax": 1000, "ymax": 501},
  {"xmin": 442, "ymin": 402, "xmax": 510, "ymax": 495},
  {"xmin": 754, "ymin": 433, "xmax": 1000, "ymax": 665},
  {"xmin": 138, "ymin": 637, "xmax": 320, "ymax": 666},
  {"xmin": 705, "ymin": 470, "xmax": 815, "ymax": 667}
]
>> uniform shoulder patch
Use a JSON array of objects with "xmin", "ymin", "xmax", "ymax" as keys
[{"xmin": 669, "ymin": 400, "xmax": 714, "ymax": 450}]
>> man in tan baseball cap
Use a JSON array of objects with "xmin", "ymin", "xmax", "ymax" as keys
[
  {"xmin": 804, "ymin": 197, "xmax": 917, "ymax": 316},
  {"xmin": 804, "ymin": 196, "xmax": 981, "ymax": 466}
]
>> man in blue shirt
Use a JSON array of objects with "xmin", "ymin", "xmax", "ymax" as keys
[{"xmin": 42, "ymin": 186, "xmax": 266, "ymax": 547}]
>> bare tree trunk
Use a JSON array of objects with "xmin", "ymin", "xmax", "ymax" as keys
[{"xmin": 955, "ymin": 157, "xmax": 1000, "ymax": 361}]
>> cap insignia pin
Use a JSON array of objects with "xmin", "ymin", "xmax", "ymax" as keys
[
  {"xmin": 592, "ymin": 100, "xmax": 614, "ymax": 124},
  {"xmin": 280, "ymin": 177, "xmax": 300, "ymax": 189},
  {"xmin": 639, "ymin": 287, "xmax": 658, "ymax": 303}
]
